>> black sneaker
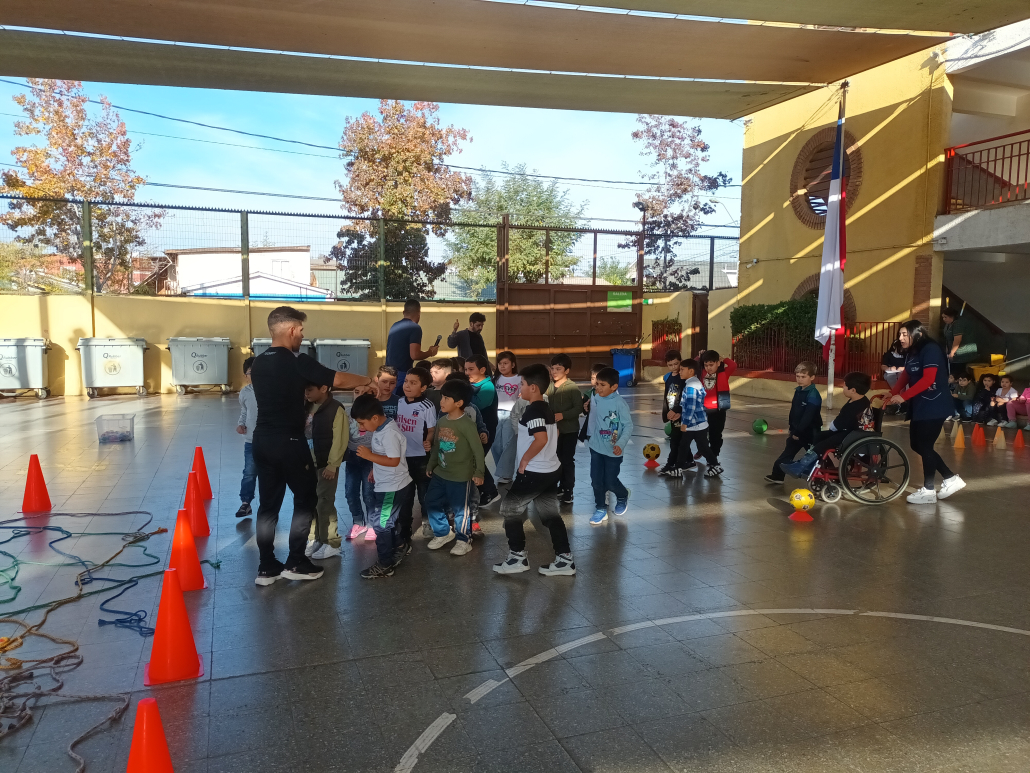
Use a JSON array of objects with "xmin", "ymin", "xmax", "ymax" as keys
[
  {"xmin": 236, "ymin": 502, "xmax": 252, "ymax": 518},
  {"xmin": 281, "ymin": 560, "xmax": 324, "ymax": 581},
  {"xmin": 360, "ymin": 562, "xmax": 395, "ymax": 579},
  {"xmin": 677, "ymin": 462, "xmax": 697, "ymax": 473},
  {"xmin": 704, "ymin": 465, "xmax": 722, "ymax": 478},
  {"xmin": 658, "ymin": 465, "xmax": 675, "ymax": 476},
  {"xmin": 254, "ymin": 560, "xmax": 284, "ymax": 587},
  {"xmin": 559, "ymin": 495, "xmax": 574, "ymax": 505},
  {"xmin": 393, "ymin": 540, "xmax": 413, "ymax": 566}
]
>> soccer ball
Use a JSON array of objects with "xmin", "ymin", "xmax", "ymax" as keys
[
  {"xmin": 752, "ymin": 419, "xmax": 768, "ymax": 434},
  {"xmin": 642, "ymin": 443, "xmax": 661, "ymax": 461},
  {"xmin": 789, "ymin": 489, "xmax": 816, "ymax": 511}
]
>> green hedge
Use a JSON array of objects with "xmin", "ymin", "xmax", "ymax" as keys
[{"xmin": 730, "ymin": 297, "xmax": 819, "ymax": 345}]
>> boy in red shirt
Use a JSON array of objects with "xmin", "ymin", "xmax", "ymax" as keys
[{"xmin": 698, "ymin": 351, "xmax": 736, "ymax": 466}]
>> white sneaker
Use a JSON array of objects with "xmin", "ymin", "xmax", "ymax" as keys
[
  {"xmin": 987, "ymin": 419, "xmax": 998, "ymax": 426},
  {"xmin": 427, "ymin": 530, "xmax": 457, "ymax": 550},
  {"xmin": 906, "ymin": 487, "xmax": 937, "ymax": 505},
  {"xmin": 450, "ymin": 539, "xmax": 472, "ymax": 556},
  {"xmin": 539, "ymin": 553, "xmax": 576, "ymax": 576},
  {"xmin": 310, "ymin": 544, "xmax": 341, "ymax": 560},
  {"xmin": 304, "ymin": 540, "xmax": 321, "ymax": 557},
  {"xmin": 937, "ymin": 475, "xmax": 966, "ymax": 500},
  {"xmin": 493, "ymin": 550, "xmax": 529, "ymax": 574}
]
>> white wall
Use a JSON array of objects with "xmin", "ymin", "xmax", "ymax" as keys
[
  {"xmin": 943, "ymin": 255, "xmax": 1030, "ymax": 332},
  {"xmin": 176, "ymin": 248, "xmax": 311, "ymax": 289}
]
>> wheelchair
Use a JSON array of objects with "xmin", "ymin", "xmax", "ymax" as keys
[{"xmin": 802, "ymin": 408, "xmax": 911, "ymax": 505}]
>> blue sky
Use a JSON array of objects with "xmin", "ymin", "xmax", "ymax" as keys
[{"xmin": 0, "ymin": 79, "xmax": 742, "ymax": 231}]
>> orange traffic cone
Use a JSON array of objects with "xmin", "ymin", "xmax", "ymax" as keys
[
  {"xmin": 994, "ymin": 428, "xmax": 1007, "ymax": 449},
  {"xmin": 952, "ymin": 427, "xmax": 965, "ymax": 449},
  {"xmin": 1014, "ymin": 430, "xmax": 1025, "ymax": 450},
  {"xmin": 192, "ymin": 446, "xmax": 213, "ymax": 500},
  {"xmin": 22, "ymin": 454, "xmax": 52, "ymax": 513},
  {"xmin": 169, "ymin": 509, "xmax": 206, "ymax": 591},
  {"xmin": 971, "ymin": 424, "xmax": 986, "ymax": 446},
  {"xmin": 788, "ymin": 510, "xmax": 814, "ymax": 522},
  {"xmin": 950, "ymin": 421, "xmax": 962, "ymax": 440},
  {"xmin": 126, "ymin": 697, "xmax": 174, "ymax": 773},
  {"xmin": 644, "ymin": 459, "xmax": 660, "ymax": 469},
  {"xmin": 185, "ymin": 471, "xmax": 210, "ymax": 537},
  {"xmin": 144, "ymin": 569, "xmax": 204, "ymax": 686}
]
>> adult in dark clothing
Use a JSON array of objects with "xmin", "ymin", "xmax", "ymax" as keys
[
  {"xmin": 385, "ymin": 299, "xmax": 439, "ymax": 394},
  {"xmin": 765, "ymin": 361, "xmax": 822, "ymax": 483},
  {"xmin": 889, "ymin": 319, "xmax": 966, "ymax": 505},
  {"xmin": 448, "ymin": 312, "xmax": 488, "ymax": 360},
  {"xmin": 941, "ymin": 307, "xmax": 979, "ymax": 379},
  {"xmin": 250, "ymin": 306, "xmax": 374, "ymax": 586}
]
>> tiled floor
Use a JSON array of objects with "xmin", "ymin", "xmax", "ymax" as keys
[{"xmin": 1, "ymin": 388, "xmax": 1028, "ymax": 773}]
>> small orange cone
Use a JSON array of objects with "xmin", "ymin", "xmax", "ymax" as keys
[
  {"xmin": 192, "ymin": 446, "xmax": 213, "ymax": 500},
  {"xmin": 952, "ymin": 427, "xmax": 965, "ymax": 449},
  {"xmin": 126, "ymin": 697, "xmax": 174, "ymax": 773},
  {"xmin": 644, "ymin": 459, "xmax": 660, "ymax": 469},
  {"xmin": 994, "ymin": 428, "xmax": 1006, "ymax": 449},
  {"xmin": 950, "ymin": 421, "xmax": 962, "ymax": 440},
  {"xmin": 185, "ymin": 471, "xmax": 210, "ymax": 537},
  {"xmin": 145, "ymin": 569, "xmax": 204, "ymax": 686},
  {"xmin": 788, "ymin": 510, "xmax": 814, "ymax": 522},
  {"xmin": 169, "ymin": 509, "xmax": 206, "ymax": 591},
  {"xmin": 971, "ymin": 424, "xmax": 986, "ymax": 446},
  {"xmin": 21, "ymin": 454, "xmax": 52, "ymax": 513},
  {"xmin": 1014, "ymin": 430, "xmax": 1025, "ymax": 450}
]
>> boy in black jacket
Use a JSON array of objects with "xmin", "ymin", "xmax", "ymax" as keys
[
  {"xmin": 303, "ymin": 382, "xmax": 349, "ymax": 560},
  {"xmin": 765, "ymin": 361, "xmax": 822, "ymax": 484},
  {"xmin": 780, "ymin": 372, "xmax": 872, "ymax": 479},
  {"xmin": 659, "ymin": 350, "xmax": 686, "ymax": 475}
]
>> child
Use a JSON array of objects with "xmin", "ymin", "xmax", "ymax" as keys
[
  {"xmin": 494, "ymin": 364, "xmax": 575, "ymax": 577},
  {"xmin": 415, "ymin": 359, "xmax": 432, "ymax": 371},
  {"xmin": 699, "ymin": 350, "xmax": 737, "ymax": 463},
  {"xmin": 425, "ymin": 379, "xmax": 485, "ymax": 556},
  {"xmin": 578, "ymin": 363, "xmax": 608, "ymax": 443},
  {"xmin": 969, "ymin": 373, "xmax": 997, "ymax": 424},
  {"xmin": 492, "ymin": 351, "xmax": 522, "ymax": 483},
  {"xmin": 303, "ymin": 382, "xmax": 348, "ymax": 560},
  {"xmin": 780, "ymin": 372, "xmax": 872, "ymax": 479},
  {"xmin": 1004, "ymin": 382, "xmax": 1030, "ymax": 430},
  {"xmin": 950, "ymin": 371, "xmax": 976, "ymax": 420},
  {"xmin": 988, "ymin": 375, "xmax": 1018, "ymax": 426},
  {"xmin": 375, "ymin": 366, "xmax": 400, "ymax": 420},
  {"xmin": 587, "ymin": 367, "xmax": 634, "ymax": 525},
  {"xmin": 765, "ymin": 362, "xmax": 822, "ymax": 484},
  {"xmin": 546, "ymin": 354, "xmax": 584, "ymax": 505},
  {"xmin": 426, "ymin": 358, "xmax": 458, "ymax": 413},
  {"xmin": 444, "ymin": 372, "xmax": 489, "ymax": 530},
  {"xmin": 677, "ymin": 359, "xmax": 722, "ymax": 478},
  {"xmin": 659, "ymin": 351, "xmax": 686, "ymax": 476},
  {"xmin": 466, "ymin": 355, "xmax": 500, "ymax": 505},
  {"xmin": 344, "ymin": 401, "xmax": 378, "ymax": 542},
  {"xmin": 352, "ymin": 394, "xmax": 415, "ymax": 579},
  {"xmin": 397, "ymin": 367, "xmax": 437, "ymax": 544},
  {"xmin": 235, "ymin": 357, "xmax": 257, "ymax": 518}
]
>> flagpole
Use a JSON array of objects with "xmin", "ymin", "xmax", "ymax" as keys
[
  {"xmin": 827, "ymin": 338, "xmax": 835, "ymax": 410},
  {"xmin": 825, "ymin": 83, "xmax": 847, "ymax": 411}
]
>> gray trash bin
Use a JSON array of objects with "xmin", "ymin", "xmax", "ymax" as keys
[
  {"xmin": 251, "ymin": 338, "xmax": 313, "ymax": 358},
  {"xmin": 0, "ymin": 338, "xmax": 51, "ymax": 399},
  {"xmin": 77, "ymin": 337, "xmax": 148, "ymax": 398},
  {"xmin": 314, "ymin": 338, "xmax": 371, "ymax": 376},
  {"xmin": 168, "ymin": 337, "xmax": 232, "ymax": 395}
]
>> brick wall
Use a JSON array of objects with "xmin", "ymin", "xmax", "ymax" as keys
[{"xmin": 911, "ymin": 254, "xmax": 933, "ymax": 323}]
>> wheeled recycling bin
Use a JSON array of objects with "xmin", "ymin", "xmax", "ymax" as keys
[
  {"xmin": 314, "ymin": 338, "xmax": 370, "ymax": 376},
  {"xmin": 0, "ymin": 338, "xmax": 51, "ymax": 398},
  {"xmin": 77, "ymin": 337, "xmax": 148, "ymax": 398},
  {"xmin": 168, "ymin": 337, "xmax": 232, "ymax": 395},
  {"xmin": 251, "ymin": 338, "xmax": 313, "ymax": 357},
  {"xmin": 610, "ymin": 347, "xmax": 640, "ymax": 389}
]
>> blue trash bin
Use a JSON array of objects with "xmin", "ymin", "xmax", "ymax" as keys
[{"xmin": 610, "ymin": 348, "xmax": 640, "ymax": 389}]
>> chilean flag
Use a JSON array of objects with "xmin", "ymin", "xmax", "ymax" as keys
[{"xmin": 815, "ymin": 94, "xmax": 847, "ymax": 367}]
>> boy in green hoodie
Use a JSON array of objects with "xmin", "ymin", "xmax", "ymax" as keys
[{"xmin": 546, "ymin": 353, "xmax": 584, "ymax": 505}]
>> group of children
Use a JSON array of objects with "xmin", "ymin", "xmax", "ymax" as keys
[{"xmin": 949, "ymin": 371, "xmax": 1029, "ymax": 429}]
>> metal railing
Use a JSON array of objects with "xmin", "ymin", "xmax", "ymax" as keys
[
  {"xmin": 732, "ymin": 321, "xmax": 901, "ymax": 381},
  {"xmin": 943, "ymin": 128, "xmax": 1030, "ymax": 214}
]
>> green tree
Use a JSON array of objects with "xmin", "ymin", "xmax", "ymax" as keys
[
  {"xmin": 328, "ymin": 223, "xmax": 445, "ymax": 301},
  {"xmin": 447, "ymin": 164, "xmax": 585, "ymax": 297},
  {"xmin": 596, "ymin": 255, "xmax": 632, "ymax": 286}
]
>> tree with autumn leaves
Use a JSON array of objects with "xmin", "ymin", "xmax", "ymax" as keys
[
  {"xmin": 1, "ymin": 79, "xmax": 161, "ymax": 293},
  {"xmin": 330, "ymin": 100, "xmax": 472, "ymax": 299}
]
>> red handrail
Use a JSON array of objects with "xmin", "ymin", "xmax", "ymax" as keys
[
  {"xmin": 943, "ymin": 129, "xmax": 1030, "ymax": 214},
  {"xmin": 948, "ymin": 127, "xmax": 1030, "ymax": 152}
]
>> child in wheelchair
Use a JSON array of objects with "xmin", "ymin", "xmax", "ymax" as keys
[{"xmin": 781, "ymin": 372, "xmax": 877, "ymax": 479}]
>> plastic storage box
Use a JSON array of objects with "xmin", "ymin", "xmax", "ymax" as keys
[
  {"xmin": 96, "ymin": 414, "xmax": 135, "ymax": 443},
  {"xmin": 77, "ymin": 338, "xmax": 148, "ymax": 398},
  {"xmin": 168, "ymin": 337, "xmax": 232, "ymax": 395},
  {"xmin": 0, "ymin": 338, "xmax": 51, "ymax": 398},
  {"xmin": 251, "ymin": 338, "xmax": 313, "ymax": 357},
  {"xmin": 314, "ymin": 338, "xmax": 370, "ymax": 376}
]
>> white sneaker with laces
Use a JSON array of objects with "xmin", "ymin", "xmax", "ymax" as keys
[
  {"xmin": 427, "ymin": 530, "xmax": 457, "ymax": 550},
  {"xmin": 987, "ymin": 419, "xmax": 999, "ymax": 426},
  {"xmin": 493, "ymin": 550, "xmax": 529, "ymax": 574},
  {"xmin": 539, "ymin": 553, "xmax": 576, "ymax": 576},
  {"xmin": 906, "ymin": 487, "xmax": 937, "ymax": 504},
  {"xmin": 305, "ymin": 540, "xmax": 321, "ymax": 557},
  {"xmin": 450, "ymin": 539, "xmax": 472, "ymax": 556},
  {"xmin": 937, "ymin": 475, "xmax": 966, "ymax": 500},
  {"xmin": 310, "ymin": 544, "xmax": 341, "ymax": 560}
]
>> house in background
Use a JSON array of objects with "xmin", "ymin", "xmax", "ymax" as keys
[{"xmin": 159, "ymin": 245, "xmax": 332, "ymax": 300}]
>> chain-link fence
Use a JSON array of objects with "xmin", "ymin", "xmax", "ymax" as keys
[{"xmin": 0, "ymin": 194, "xmax": 738, "ymax": 300}]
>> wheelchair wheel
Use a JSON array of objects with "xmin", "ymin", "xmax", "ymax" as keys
[
  {"xmin": 820, "ymin": 482, "xmax": 842, "ymax": 503},
  {"xmin": 838, "ymin": 437, "xmax": 910, "ymax": 505}
]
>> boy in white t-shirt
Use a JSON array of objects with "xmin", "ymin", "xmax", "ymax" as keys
[
  {"xmin": 353, "ymin": 394, "xmax": 414, "ymax": 578},
  {"xmin": 988, "ymin": 375, "xmax": 1018, "ymax": 426},
  {"xmin": 396, "ymin": 367, "xmax": 437, "ymax": 547},
  {"xmin": 493, "ymin": 364, "xmax": 575, "ymax": 577}
]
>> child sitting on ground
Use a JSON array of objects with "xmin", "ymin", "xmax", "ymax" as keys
[
  {"xmin": 425, "ymin": 378, "xmax": 485, "ymax": 556},
  {"xmin": 988, "ymin": 375, "xmax": 1018, "ymax": 426},
  {"xmin": 969, "ymin": 373, "xmax": 997, "ymax": 424},
  {"xmin": 677, "ymin": 359, "xmax": 723, "ymax": 478},
  {"xmin": 235, "ymin": 356, "xmax": 257, "ymax": 518},
  {"xmin": 352, "ymin": 393, "xmax": 414, "ymax": 579},
  {"xmin": 303, "ymin": 381, "xmax": 348, "ymax": 560},
  {"xmin": 766, "ymin": 361, "xmax": 822, "ymax": 484},
  {"xmin": 1003, "ymin": 382, "xmax": 1030, "ymax": 430},
  {"xmin": 780, "ymin": 372, "xmax": 873, "ymax": 479},
  {"xmin": 587, "ymin": 367, "xmax": 634, "ymax": 524},
  {"xmin": 950, "ymin": 371, "xmax": 976, "ymax": 420}
]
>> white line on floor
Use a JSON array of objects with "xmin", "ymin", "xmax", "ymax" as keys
[{"xmin": 394, "ymin": 712, "xmax": 457, "ymax": 773}]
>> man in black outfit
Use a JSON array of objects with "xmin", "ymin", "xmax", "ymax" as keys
[
  {"xmin": 448, "ymin": 312, "xmax": 488, "ymax": 360},
  {"xmin": 250, "ymin": 306, "xmax": 374, "ymax": 586}
]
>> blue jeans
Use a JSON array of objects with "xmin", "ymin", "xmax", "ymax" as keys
[
  {"xmin": 240, "ymin": 442, "xmax": 257, "ymax": 503},
  {"xmin": 491, "ymin": 410, "xmax": 516, "ymax": 480},
  {"xmin": 953, "ymin": 397, "xmax": 973, "ymax": 417},
  {"xmin": 425, "ymin": 475, "xmax": 476, "ymax": 542},
  {"xmin": 344, "ymin": 450, "xmax": 377, "ymax": 528},
  {"xmin": 590, "ymin": 449, "xmax": 627, "ymax": 509}
]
